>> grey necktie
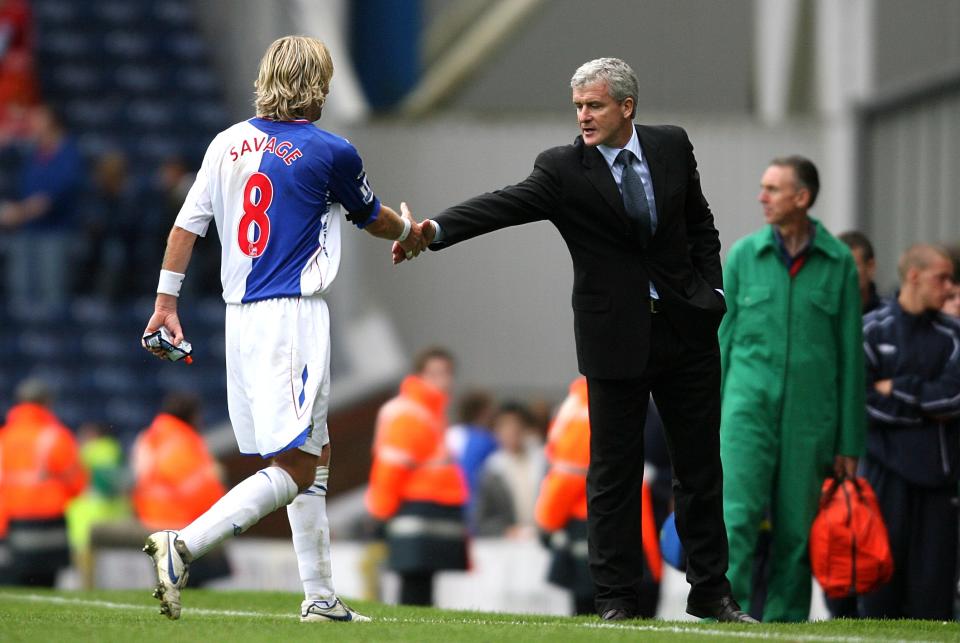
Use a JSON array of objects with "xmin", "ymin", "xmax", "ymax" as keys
[{"xmin": 616, "ymin": 149, "xmax": 652, "ymax": 245}]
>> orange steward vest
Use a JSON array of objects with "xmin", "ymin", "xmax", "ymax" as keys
[
  {"xmin": 0, "ymin": 403, "xmax": 87, "ymax": 523},
  {"xmin": 131, "ymin": 413, "xmax": 226, "ymax": 530},
  {"xmin": 534, "ymin": 377, "xmax": 662, "ymax": 581},
  {"xmin": 366, "ymin": 375, "xmax": 467, "ymax": 520}
]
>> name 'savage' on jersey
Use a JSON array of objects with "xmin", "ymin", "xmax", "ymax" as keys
[{"xmin": 175, "ymin": 117, "xmax": 381, "ymax": 304}]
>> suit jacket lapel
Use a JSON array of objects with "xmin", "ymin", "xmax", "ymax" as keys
[
  {"xmin": 635, "ymin": 125, "xmax": 667, "ymax": 230},
  {"xmin": 580, "ymin": 140, "xmax": 632, "ymax": 229}
]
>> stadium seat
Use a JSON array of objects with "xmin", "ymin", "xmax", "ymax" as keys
[
  {"xmin": 102, "ymin": 32, "xmax": 153, "ymax": 60},
  {"xmin": 92, "ymin": 1, "xmax": 146, "ymax": 27},
  {"xmin": 36, "ymin": 29, "xmax": 93, "ymax": 58},
  {"xmin": 49, "ymin": 63, "xmax": 106, "ymax": 94},
  {"xmin": 32, "ymin": 0, "xmax": 79, "ymax": 24},
  {"xmin": 16, "ymin": 329, "xmax": 65, "ymax": 362},
  {"xmin": 104, "ymin": 397, "xmax": 155, "ymax": 433},
  {"xmin": 70, "ymin": 298, "xmax": 116, "ymax": 325},
  {"xmin": 164, "ymin": 32, "xmax": 207, "ymax": 61},
  {"xmin": 153, "ymin": 0, "xmax": 193, "ymax": 27}
]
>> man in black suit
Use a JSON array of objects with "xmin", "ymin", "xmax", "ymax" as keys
[{"xmin": 395, "ymin": 58, "xmax": 753, "ymax": 623}]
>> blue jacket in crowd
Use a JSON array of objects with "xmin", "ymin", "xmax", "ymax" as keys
[{"xmin": 863, "ymin": 300, "xmax": 960, "ymax": 487}]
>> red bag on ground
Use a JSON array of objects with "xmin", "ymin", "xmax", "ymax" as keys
[{"xmin": 809, "ymin": 476, "xmax": 893, "ymax": 598}]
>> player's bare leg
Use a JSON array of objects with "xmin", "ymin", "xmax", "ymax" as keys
[{"xmin": 277, "ymin": 444, "xmax": 370, "ymax": 622}]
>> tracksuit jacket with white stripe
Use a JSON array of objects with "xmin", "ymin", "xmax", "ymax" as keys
[{"xmin": 863, "ymin": 300, "xmax": 960, "ymax": 487}]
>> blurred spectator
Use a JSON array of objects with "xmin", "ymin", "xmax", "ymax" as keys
[
  {"xmin": 75, "ymin": 151, "xmax": 141, "ymax": 299},
  {"xmin": 0, "ymin": 0, "xmax": 37, "ymax": 143},
  {"xmin": 473, "ymin": 401, "xmax": 546, "ymax": 538},
  {"xmin": 535, "ymin": 377, "xmax": 662, "ymax": 616},
  {"xmin": 719, "ymin": 156, "xmax": 865, "ymax": 621},
  {"xmin": 839, "ymin": 230, "xmax": 883, "ymax": 314},
  {"xmin": 944, "ymin": 282, "xmax": 960, "ymax": 318},
  {"xmin": 0, "ymin": 104, "xmax": 84, "ymax": 309},
  {"xmin": 860, "ymin": 244, "xmax": 960, "ymax": 620},
  {"xmin": 445, "ymin": 389, "xmax": 498, "ymax": 502},
  {"xmin": 64, "ymin": 422, "xmax": 131, "ymax": 585},
  {"xmin": 827, "ymin": 229, "xmax": 883, "ymax": 619},
  {"xmin": 131, "ymin": 393, "xmax": 231, "ymax": 586},
  {"xmin": 526, "ymin": 397, "xmax": 554, "ymax": 440},
  {"xmin": 0, "ymin": 378, "xmax": 87, "ymax": 586},
  {"xmin": 366, "ymin": 347, "xmax": 468, "ymax": 606},
  {"xmin": 0, "ymin": 419, "xmax": 7, "ymax": 584}
]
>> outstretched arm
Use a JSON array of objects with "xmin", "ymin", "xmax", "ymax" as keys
[
  {"xmin": 391, "ymin": 153, "xmax": 561, "ymax": 264},
  {"xmin": 143, "ymin": 225, "xmax": 197, "ymax": 353}
]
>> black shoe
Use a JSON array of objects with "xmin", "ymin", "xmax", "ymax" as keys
[
  {"xmin": 686, "ymin": 595, "xmax": 759, "ymax": 623},
  {"xmin": 600, "ymin": 608, "xmax": 633, "ymax": 621}
]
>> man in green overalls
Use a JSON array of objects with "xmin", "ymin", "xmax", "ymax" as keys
[{"xmin": 718, "ymin": 156, "xmax": 865, "ymax": 622}]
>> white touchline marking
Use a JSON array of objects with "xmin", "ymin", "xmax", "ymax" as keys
[
  {"xmin": 0, "ymin": 593, "xmax": 296, "ymax": 620},
  {"xmin": 0, "ymin": 592, "xmax": 947, "ymax": 643}
]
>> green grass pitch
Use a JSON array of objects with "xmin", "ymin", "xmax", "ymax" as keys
[{"xmin": 1, "ymin": 587, "xmax": 957, "ymax": 642}]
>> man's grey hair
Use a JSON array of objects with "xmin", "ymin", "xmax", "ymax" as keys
[{"xmin": 570, "ymin": 58, "xmax": 639, "ymax": 115}]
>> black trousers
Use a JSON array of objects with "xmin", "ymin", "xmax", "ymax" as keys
[
  {"xmin": 399, "ymin": 572, "xmax": 434, "ymax": 606},
  {"xmin": 860, "ymin": 459, "xmax": 958, "ymax": 620},
  {"xmin": 586, "ymin": 308, "xmax": 730, "ymax": 615}
]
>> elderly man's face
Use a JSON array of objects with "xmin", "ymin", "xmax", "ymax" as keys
[
  {"xmin": 572, "ymin": 81, "xmax": 634, "ymax": 148},
  {"xmin": 758, "ymin": 165, "xmax": 809, "ymax": 225}
]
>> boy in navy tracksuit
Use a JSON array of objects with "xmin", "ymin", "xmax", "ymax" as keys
[{"xmin": 861, "ymin": 244, "xmax": 960, "ymax": 620}]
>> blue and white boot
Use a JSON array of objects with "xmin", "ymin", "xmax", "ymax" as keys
[
  {"xmin": 143, "ymin": 530, "xmax": 191, "ymax": 620},
  {"xmin": 300, "ymin": 597, "xmax": 370, "ymax": 622}
]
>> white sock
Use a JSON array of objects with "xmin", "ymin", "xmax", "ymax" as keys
[
  {"xmin": 287, "ymin": 465, "xmax": 336, "ymax": 602},
  {"xmin": 179, "ymin": 466, "xmax": 298, "ymax": 559}
]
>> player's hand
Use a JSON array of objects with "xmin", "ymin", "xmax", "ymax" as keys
[
  {"xmin": 142, "ymin": 294, "xmax": 184, "ymax": 357},
  {"xmin": 393, "ymin": 218, "xmax": 436, "ymax": 265},
  {"xmin": 874, "ymin": 379, "xmax": 893, "ymax": 396},
  {"xmin": 397, "ymin": 202, "xmax": 425, "ymax": 255}
]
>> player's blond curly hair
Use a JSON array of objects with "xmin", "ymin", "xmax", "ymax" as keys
[{"xmin": 254, "ymin": 36, "xmax": 334, "ymax": 121}]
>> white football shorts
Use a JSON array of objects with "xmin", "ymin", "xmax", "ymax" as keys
[{"xmin": 225, "ymin": 296, "xmax": 331, "ymax": 458}]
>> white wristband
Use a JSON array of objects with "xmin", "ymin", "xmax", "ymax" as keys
[
  {"xmin": 395, "ymin": 216, "xmax": 412, "ymax": 242},
  {"xmin": 157, "ymin": 269, "xmax": 186, "ymax": 297}
]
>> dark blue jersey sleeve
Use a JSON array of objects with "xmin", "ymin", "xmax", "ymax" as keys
[{"xmin": 330, "ymin": 140, "xmax": 381, "ymax": 228}]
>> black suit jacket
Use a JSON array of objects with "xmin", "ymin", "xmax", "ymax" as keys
[{"xmin": 431, "ymin": 125, "xmax": 724, "ymax": 379}]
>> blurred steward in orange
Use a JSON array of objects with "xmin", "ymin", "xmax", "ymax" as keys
[
  {"xmin": 0, "ymin": 378, "xmax": 87, "ymax": 586},
  {"xmin": 535, "ymin": 377, "xmax": 662, "ymax": 616},
  {"xmin": 132, "ymin": 393, "xmax": 230, "ymax": 586},
  {"xmin": 366, "ymin": 347, "xmax": 468, "ymax": 606}
]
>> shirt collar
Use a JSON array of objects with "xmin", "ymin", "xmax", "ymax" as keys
[
  {"xmin": 771, "ymin": 219, "xmax": 816, "ymax": 261},
  {"xmin": 597, "ymin": 125, "xmax": 641, "ymax": 171}
]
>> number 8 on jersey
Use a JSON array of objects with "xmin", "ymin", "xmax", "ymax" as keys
[{"xmin": 238, "ymin": 172, "xmax": 273, "ymax": 258}]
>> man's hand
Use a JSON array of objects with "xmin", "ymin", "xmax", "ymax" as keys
[
  {"xmin": 393, "ymin": 218, "xmax": 436, "ymax": 265},
  {"xmin": 833, "ymin": 455, "xmax": 858, "ymax": 480},
  {"xmin": 874, "ymin": 379, "xmax": 893, "ymax": 396},
  {"xmin": 395, "ymin": 202, "xmax": 427, "ymax": 258},
  {"xmin": 142, "ymin": 293, "xmax": 185, "ymax": 358}
]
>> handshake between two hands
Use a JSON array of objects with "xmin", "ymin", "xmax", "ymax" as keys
[{"xmin": 391, "ymin": 202, "xmax": 436, "ymax": 265}]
